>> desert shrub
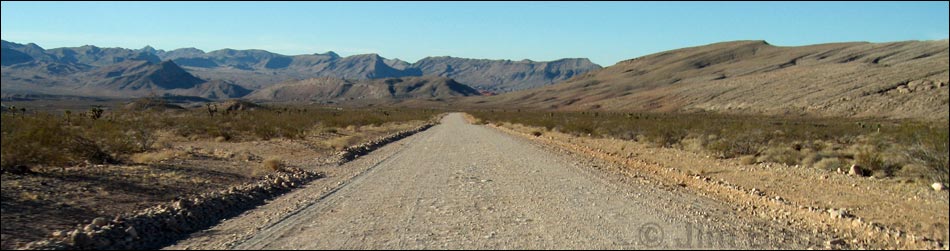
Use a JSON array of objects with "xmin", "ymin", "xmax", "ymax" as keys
[
  {"xmin": 800, "ymin": 151, "xmax": 821, "ymax": 168},
  {"xmin": 901, "ymin": 128, "xmax": 949, "ymax": 183},
  {"xmin": 739, "ymin": 155, "xmax": 757, "ymax": 165},
  {"xmin": 1, "ymin": 114, "xmax": 78, "ymax": 168},
  {"xmin": 705, "ymin": 131, "xmax": 768, "ymax": 158},
  {"xmin": 0, "ymin": 114, "xmax": 117, "ymax": 168},
  {"xmin": 759, "ymin": 146, "xmax": 804, "ymax": 166},
  {"xmin": 852, "ymin": 145, "xmax": 899, "ymax": 177},
  {"xmin": 469, "ymin": 109, "xmax": 947, "ymax": 182},
  {"xmin": 814, "ymin": 158, "xmax": 847, "ymax": 172},
  {"xmin": 262, "ymin": 158, "xmax": 284, "ymax": 172},
  {"xmin": 130, "ymin": 150, "xmax": 180, "ymax": 164},
  {"xmin": 679, "ymin": 136, "xmax": 707, "ymax": 154}
]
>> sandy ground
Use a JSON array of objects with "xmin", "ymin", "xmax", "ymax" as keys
[{"xmin": 168, "ymin": 113, "xmax": 831, "ymax": 249}]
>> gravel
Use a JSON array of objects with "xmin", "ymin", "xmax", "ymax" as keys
[{"xmin": 213, "ymin": 113, "xmax": 822, "ymax": 249}]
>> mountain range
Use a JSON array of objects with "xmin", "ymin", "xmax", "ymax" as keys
[
  {"xmin": 245, "ymin": 76, "xmax": 481, "ymax": 105},
  {"xmin": 2, "ymin": 39, "xmax": 947, "ymax": 120},
  {"xmin": 1, "ymin": 40, "xmax": 601, "ymax": 99}
]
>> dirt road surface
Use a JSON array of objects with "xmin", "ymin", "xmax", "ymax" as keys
[{"xmin": 169, "ymin": 113, "xmax": 823, "ymax": 249}]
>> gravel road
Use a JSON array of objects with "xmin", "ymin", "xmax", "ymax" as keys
[{"xmin": 172, "ymin": 113, "xmax": 821, "ymax": 249}]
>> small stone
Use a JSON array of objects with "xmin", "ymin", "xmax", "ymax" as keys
[
  {"xmin": 70, "ymin": 230, "xmax": 89, "ymax": 246},
  {"xmin": 126, "ymin": 226, "xmax": 138, "ymax": 239},
  {"xmin": 828, "ymin": 208, "xmax": 851, "ymax": 220},
  {"xmin": 933, "ymin": 183, "xmax": 946, "ymax": 192},
  {"xmin": 91, "ymin": 217, "xmax": 109, "ymax": 227},
  {"xmin": 51, "ymin": 230, "xmax": 67, "ymax": 238},
  {"xmin": 826, "ymin": 238, "xmax": 846, "ymax": 248}
]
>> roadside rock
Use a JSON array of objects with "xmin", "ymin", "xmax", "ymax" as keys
[
  {"xmin": 19, "ymin": 168, "xmax": 326, "ymax": 250},
  {"xmin": 332, "ymin": 123, "xmax": 436, "ymax": 164},
  {"xmin": 91, "ymin": 217, "xmax": 109, "ymax": 227}
]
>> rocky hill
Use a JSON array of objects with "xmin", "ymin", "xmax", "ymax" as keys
[{"xmin": 469, "ymin": 40, "xmax": 949, "ymax": 120}]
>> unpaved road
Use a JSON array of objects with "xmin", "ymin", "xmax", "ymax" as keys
[{"xmin": 170, "ymin": 113, "xmax": 823, "ymax": 249}]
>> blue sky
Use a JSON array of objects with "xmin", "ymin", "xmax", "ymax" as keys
[{"xmin": 1, "ymin": 1, "xmax": 947, "ymax": 66}]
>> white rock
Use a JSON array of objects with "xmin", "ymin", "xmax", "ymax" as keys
[
  {"xmin": 933, "ymin": 183, "xmax": 946, "ymax": 192},
  {"xmin": 828, "ymin": 208, "xmax": 851, "ymax": 220},
  {"xmin": 849, "ymin": 164, "xmax": 867, "ymax": 177}
]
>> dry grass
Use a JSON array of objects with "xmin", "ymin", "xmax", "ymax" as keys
[
  {"xmin": 129, "ymin": 150, "xmax": 182, "ymax": 164},
  {"xmin": 251, "ymin": 158, "xmax": 286, "ymax": 177},
  {"xmin": 738, "ymin": 155, "xmax": 757, "ymax": 165},
  {"xmin": 261, "ymin": 158, "xmax": 284, "ymax": 172}
]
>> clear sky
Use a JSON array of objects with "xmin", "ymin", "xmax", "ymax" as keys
[{"xmin": 1, "ymin": 1, "xmax": 947, "ymax": 66}]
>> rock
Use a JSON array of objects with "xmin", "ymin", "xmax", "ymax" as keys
[
  {"xmin": 125, "ymin": 226, "xmax": 138, "ymax": 239},
  {"xmin": 750, "ymin": 188, "xmax": 764, "ymax": 196},
  {"xmin": 828, "ymin": 208, "xmax": 851, "ymax": 220},
  {"xmin": 3, "ymin": 165, "xmax": 33, "ymax": 175},
  {"xmin": 69, "ymin": 230, "xmax": 89, "ymax": 246},
  {"xmin": 849, "ymin": 164, "xmax": 868, "ymax": 177},
  {"xmin": 92, "ymin": 237, "xmax": 112, "ymax": 249},
  {"xmin": 91, "ymin": 217, "xmax": 109, "ymax": 227},
  {"xmin": 933, "ymin": 183, "xmax": 946, "ymax": 192},
  {"xmin": 826, "ymin": 238, "xmax": 847, "ymax": 248},
  {"xmin": 51, "ymin": 230, "xmax": 67, "ymax": 238}
]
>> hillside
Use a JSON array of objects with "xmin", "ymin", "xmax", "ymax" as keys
[
  {"xmin": 469, "ymin": 40, "xmax": 949, "ymax": 120},
  {"xmin": 246, "ymin": 76, "xmax": 481, "ymax": 104}
]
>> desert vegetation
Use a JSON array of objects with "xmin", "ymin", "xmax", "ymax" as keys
[
  {"xmin": 1, "ymin": 99, "xmax": 438, "ymax": 170},
  {"xmin": 470, "ymin": 110, "xmax": 949, "ymax": 183}
]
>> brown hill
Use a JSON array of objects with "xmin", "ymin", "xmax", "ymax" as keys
[
  {"xmin": 246, "ymin": 76, "xmax": 481, "ymax": 104},
  {"xmin": 469, "ymin": 40, "xmax": 949, "ymax": 120}
]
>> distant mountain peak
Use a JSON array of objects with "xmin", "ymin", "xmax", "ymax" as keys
[{"xmin": 140, "ymin": 45, "xmax": 160, "ymax": 54}]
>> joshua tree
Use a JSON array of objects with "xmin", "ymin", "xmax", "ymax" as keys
[
  {"xmin": 88, "ymin": 106, "xmax": 104, "ymax": 120},
  {"xmin": 206, "ymin": 104, "xmax": 218, "ymax": 117}
]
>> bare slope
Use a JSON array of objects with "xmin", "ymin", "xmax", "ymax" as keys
[{"xmin": 471, "ymin": 40, "xmax": 949, "ymax": 120}]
